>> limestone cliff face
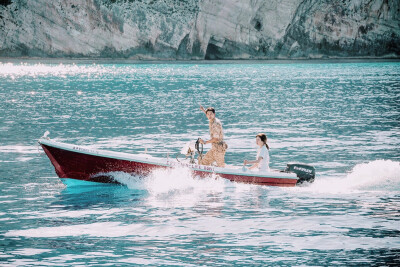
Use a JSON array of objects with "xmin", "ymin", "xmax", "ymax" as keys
[{"xmin": 0, "ymin": 0, "xmax": 399, "ymax": 59}]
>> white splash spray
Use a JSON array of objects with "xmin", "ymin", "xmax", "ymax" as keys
[
  {"xmin": 110, "ymin": 167, "xmax": 230, "ymax": 207},
  {"xmin": 303, "ymin": 160, "xmax": 400, "ymax": 194},
  {"xmin": 110, "ymin": 167, "xmax": 227, "ymax": 194},
  {"xmin": 345, "ymin": 160, "xmax": 400, "ymax": 190}
]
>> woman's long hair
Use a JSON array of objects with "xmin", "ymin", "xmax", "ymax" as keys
[{"xmin": 256, "ymin": 133, "xmax": 270, "ymax": 150}]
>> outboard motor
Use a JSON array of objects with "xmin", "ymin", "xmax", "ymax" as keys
[{"xmin": 285, "ymin": 163, "xmax": 315, "ymax": 184}]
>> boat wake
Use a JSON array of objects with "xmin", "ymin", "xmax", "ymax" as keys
[
  {"xmin": 70, "ymin": 160, "xmax": 399, "ymax": 197},
  {"xmin": 303, "ymin": 160, "xmax": 400, "ymax": 194}
]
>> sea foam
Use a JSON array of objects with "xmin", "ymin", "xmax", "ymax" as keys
[
  {"xmin": 110, "ymin": 167, "xmax": 227, "ymax": 195},
  {"xmin": 304, "ymin": 160, "xmax": 400, "ymax": 194}
]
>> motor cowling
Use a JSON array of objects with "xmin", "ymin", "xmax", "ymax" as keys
[{"xmin": 285, "ymin": 163, "xmax": 315, "ymax": 184}]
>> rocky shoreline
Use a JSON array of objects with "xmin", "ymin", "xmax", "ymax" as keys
[
  {"xmin": 2, "ymin": 58, "xmax": 399, "ymax": 65},
  {"xmin": 1, "ymin": 0, "xmax": 399, "ymax": 60}
]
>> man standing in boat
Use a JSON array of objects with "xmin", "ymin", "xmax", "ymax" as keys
[{"xmin": 198, "ymin": 105, "xmax": 228, "ymax": 167}]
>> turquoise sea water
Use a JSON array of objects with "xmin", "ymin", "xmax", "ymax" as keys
[{"xmin": 0, "ymin": 60, "xmax": 399, "ymax": 266}]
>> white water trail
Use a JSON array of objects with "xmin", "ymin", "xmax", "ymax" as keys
[
  {"xmin": 102, "ymin": 160, "xmax": 400, "ymax": 197},
  {"xmin": 303, "ymin": 160, "xmax": 400, "ymax": 194}
]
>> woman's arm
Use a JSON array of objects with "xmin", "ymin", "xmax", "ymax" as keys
[{"xmin": 244, "ymin": 157, "xmax": 263, "ymax": 169}]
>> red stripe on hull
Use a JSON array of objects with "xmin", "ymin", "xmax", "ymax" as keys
[
  {"xmin": 191, "ymin": 170, "xmax": 296, "ymax": 187},
  {"xmin": 218, "ymin": 173, "xmax": 297, "ymax": 187}
]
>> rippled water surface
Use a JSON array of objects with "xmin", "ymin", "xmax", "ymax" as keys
[{"xmin": 1, "ymin": 60, "xmax": 399, "ymax": 265}]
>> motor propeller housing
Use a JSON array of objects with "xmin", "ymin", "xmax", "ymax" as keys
[{"xmin": 285, "ymin": 163, "xmax": 316, "ymax": 184}]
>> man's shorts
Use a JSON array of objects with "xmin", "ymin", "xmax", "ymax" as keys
[{"xmin": 198, "ymin": 148, "xmax": 226, "ymax": 167}]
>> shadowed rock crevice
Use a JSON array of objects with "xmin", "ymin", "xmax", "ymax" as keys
[
  {"xmin": 176, "ymin": 34, "xmax": 191, "ymax": 59},
  {"xmin": 205, "ymin": 43, "xmax": 223, "ymax": 60},
  {"xmin": 251, "ymin": 17, "xmax": 262, "ymax": 31},
  {"xmin": 0, "ymin": 0, "xmax": 12, "ymax": 7}
]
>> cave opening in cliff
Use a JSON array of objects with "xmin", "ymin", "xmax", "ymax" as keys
[
  {"xmin": 205, "ymin": 43, "xmax": 223, "ymax": 60},
  {"xmin": 0, "ymin": 0, "xmax": 12, "ymax": 7}
]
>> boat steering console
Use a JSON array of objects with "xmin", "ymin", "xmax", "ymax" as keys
[{"xmin": 176, "ymin": 138, "xmax": 204, "ymax": 164}]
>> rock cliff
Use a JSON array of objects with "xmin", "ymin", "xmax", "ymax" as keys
[{"xmin": 0, "ymin": 0, "xmax": 399, "ymax": 59}]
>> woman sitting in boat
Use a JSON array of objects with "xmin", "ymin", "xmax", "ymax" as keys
[{"xmin": 243, "ymin": 133, "xmax": 270, "ymax": 172}]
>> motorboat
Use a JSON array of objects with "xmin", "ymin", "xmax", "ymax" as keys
[{"xmin": 38, "ymin": 132, "xmax": 315, "ymax": 187}]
